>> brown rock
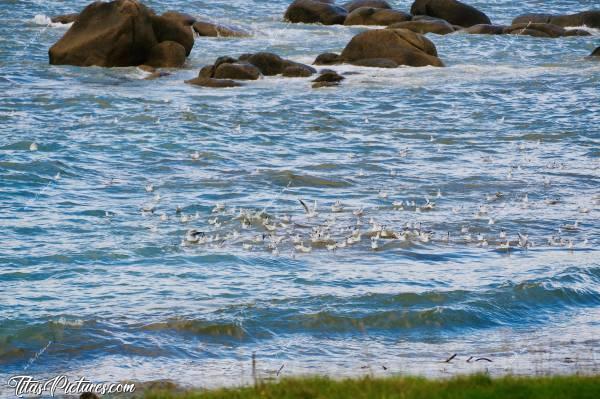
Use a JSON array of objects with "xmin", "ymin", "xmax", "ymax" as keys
[
  {"xmin": 193, "ymin": 21, "xmax": 250, "ymax": 37},
  {"xmin": 282, "ymin": 65, "xmax": 316, "ymax": 77},
  {"xmin": 504, "ymin": 23, "xmax": 566, "ymax": 38},
  {"xmin": 512, "ymin": 11, "xmax": 600, "ymax": 29},
  {"xmin": 313, "ymin": 70, "xmax": 345, "ymax": 82},
  {"xmin": 162, "ymin": 11, "xmax": 196, "ymax": 26},
  {"xmin": 340, "ymin": 28, "xmax": 444, "ymax": 67},
  {"xmin": 50, "ymin": 13, "xmax": 79, "ymax": 24},
  {"xmin": 185, "ymin": 77, "xmax": 242, "ymax": 88},
  {"xmin": 49, "ymin": 0, "xmax": 157, "ymax": 67},
  {"xmin": 245, "ymin": 52, "xmax": 286, "ymax": 75},
  {"xmin": 343, "ymin": 1, "xmax": 392, "ymax": 13},
  {"xmin": 410, "ymin": 0, "xmax": 491, "ymax": 27},
  {"xmin": 213, "ymin": 62, "xmax": 261, "ymax": 80},
  {"xmin": 144, "ymin": 41, "xmax": 186, "ymax": 67},
  {"xmin": 284, "ymin": 0, "xmax": 348, "ymax": 25},
  {"xmin": 344, "ymin": 7, "xmax": 412, "ymax": 26},
  {"xmin": 151, "ymin": 15, "xmax": 194, "ymax": 56},
  {"xmin": 388, "ymin": 19, "xmax": 454, "ymax": 34},
  {"xmin": 314, "ymin": 52, "xmax": 342, "ymax": 65},
  {"xmin": 564, "ymin": 29, "xmax": 592, "ymax": 36},
  {"xmin": 461, "ymin": 24, "xmax": 505, "ymax": 34},
  {"xmin": 351, "ymin": 58, "xmax": 398, "ymax": 68}
]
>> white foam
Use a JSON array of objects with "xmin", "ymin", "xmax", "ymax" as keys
[{"xmin": 32, "ymin": 14, "xmax": 73, "ymax": 28}]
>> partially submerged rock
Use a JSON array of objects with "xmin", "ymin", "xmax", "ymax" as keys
[
  {"xmin": 314, "ymin": 52, "xmax": 342, "ymax": 65},
  {"xmin": 50, "ymin": 13, "xmax": 79, "ymax": 24},
  {"xmin": 49, "ymin": 0, "xmax": 195, "ymax": 67},
  {"xmin": 185, "ymin": 77, "xmax": 242, "ymax": 88},
  {"xmin": 344, "ymin": 7, "xmax": 411, "ymax": 26},
  {"xmin": 512, "ymin": 11, "xmax": 600, "ymax": 29},
  {"xmin": 342, "ymin": 0, "xmax": 391, "ymax": 13},
  {"xmin": 591, "ymin": 47, "xmax": 600, "ymax": 57},
  {"xmin": 461, "ymin": 24, "xmax": 505, "ymax": 35},
  {"xmin": 284, "ymin": 0, "xmax": 348, "ymax": 25},
  {"xmin": 49, "ymin": 0, "xmax": 158, "ymax": 67},
  {"xmin": 214, "ymin": 62, "xmax": 261, "ymax": 80},
  {"xmin": 388, "ymin": 19, "xmax": 455, "ymax": 35},
  {"xmin": 312, "ymin": 70, "xmax": 345, "ymax": 88},
  {"xmin": 144, "ymin": 41, "xmax": 186, "ymax": 67},
  {"xmin": 340, "ymin": 28, "xmax": 444, "ymax": 67},
  {"xmin": 193, "ymin": 21, "xmax": 250, "ymax": 38},
  {"xmin": 410, "ymin": 0, "xmax": 491, "ymax": 27},
  {"xmin": 504, "ymin": 23, "xmax": 592, "ymax": 38}
]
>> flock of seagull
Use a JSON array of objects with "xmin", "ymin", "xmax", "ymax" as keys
[{"xmin": 135, "ymin": 156, "xmax": 596, "ymax": 256}]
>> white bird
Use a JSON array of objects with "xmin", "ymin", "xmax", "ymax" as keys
[
  {"xmin": 295, "ymin": 242, "xmax": 312, "ymax": 253},
  {"xmin": 299, "ymin": 199, "xmax": 318, "ymax": 218},
  {"xmin": 499, "ymin": 229, "xmax": 507, "ymax": 239},
  {"xmin": 371, "ymin": 236, "xmax": 379, "ymax": 250},
  {"xmin": 331, "ymin": 201, "xmax": 344, "ymax": 213},
  {"xmin": 29, "ymin": 142, "xmax": 38, "ymax": 151},
  {"xmin": 145, "ymin": 184, "xmax": 154, "ymax": 193},
  {"xmin": 562, "ymin": 221, "xmax": 579, "ymax": 231}
]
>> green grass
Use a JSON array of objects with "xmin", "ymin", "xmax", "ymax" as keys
[{"xmin": 141, "ymin": 374, "xmax": 600, "ymax": 399}]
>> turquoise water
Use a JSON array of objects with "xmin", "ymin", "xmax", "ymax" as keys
[{"xmin": 1, "ymin": 0, "xmax": 600, "ymax": 390}]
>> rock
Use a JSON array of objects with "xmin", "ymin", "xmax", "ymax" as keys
[
  {"xmin": 162, "ymin": 11, "xmax": 196, "ymax": 26},
  {"xmin": 312, "ymin": 81, "xmax": 341, "ymax": 88},
  {"xmin": 512, "ymin": 11, "xmax": 600, "ymax": 29},
  {"xmin": 79, "ymin": 393, "xmax": 100, "ymax": 399},
  {"xmin": 344, "ymin": 7, "xmax": 412, "ymax": 26},
  {"xmin": 461, "ymin": 24, "xmax": 505, "ymax": 34},
  {"xmin": 213, "ymin": 62, "xmax": 261, "ymax": 80},
  {"xmin": 313, "ymin": 70, "xmax": 345, "ymax": 82},
  {"xmin": 213, "ymin": 56, "xmax": 238, "ymax": 71},
  {"xmin": 314, "ymin": 52, "xmax": 342, "ymax": 65},
  {"xmin": 591, "ymin": 47, "xmax": 600, "ymax": 57},
  {"xmin": 388, "ymin": 19, "xmax": 455, "ymax": 34},
  {"xmin": 198, "ymin": 65, "xmax": 214, "ymax": 78},
  {"xmin": 186, "ymin": 77, "xmax": 242, "ymax": 88},
  {"xmin": 49, "ymin": 0, "xmax": 158, "ymax": 67},
  {"xmin": 351, "ymin": 58, "xmax": 398, "ymax": 67},
  {"xmin": 245, "ymin": 52, "xmax": 287, "ymax": 75},
  {"xmin": 340, "ymin": 28, "xmax": 444, "ymax": 67},
  {"xmin": 284, "ymin": 0, "xmax": 348, "ymax": 25},
  {"xmin": 138, "ymin": 64, "xmax": 156, "ymax": 73},
  {"xmin": 282, "ymin": 64, "xmax": 316, "ymax": 77},
  {"xmin": 151, "ymin": 14, "xmax": 194, "ymax": 56},
  {"xmin": 564, "ymin": 29, "xmax": 592, "ymax": 36},
  {"xmin": 343, "ymin": 1, "xmax": 392, "ymax": 13},
  {"xmin": 504, "ymin": 23, "xmax": 567, "ymax": 38},
  {"xmin": 410, "ymin": 0, "xmax": 491, "ymax": 27},
  {"xmin": 144, "ymin": 41, "xmax": 186, "ymax": 67},
  {"xmin": 193, "ymin": 21, "xmax": 250, "ymax": 37},
  {"xmin": 51, "ymin": 13, "xmax": 79, "ymax": 24}
]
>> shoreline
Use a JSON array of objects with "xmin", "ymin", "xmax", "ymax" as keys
[{"xmin": 135, "ymin": 374, "xmax": 600, "ymax": 398}]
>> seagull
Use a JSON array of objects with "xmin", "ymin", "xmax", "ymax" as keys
[
  {"xmin": 562, "ymin": 221, "xmax": 579, "ymax": 231},
  {"xmin": 29, "ymin": 142, "xmax": 38, "ymax": 151},
  {"xmin": 294, "ymin": 242, "xmax": 312, "ymax": 253},
  {"xmin": 145, "ymin": 184, "xmax": 154, "ymax": 193},
  {"xmin": 299, "ymin": 199, "xmax": 318, "ymax": 218},
  {"xmin": 331, "ymin": 201, "xmax": 344, "ymax": 213}
]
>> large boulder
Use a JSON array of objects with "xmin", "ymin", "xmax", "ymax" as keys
[
  {"xmin": 512, "ymin": 11, "xmax": 600, "ymax": 29},
  {"xmin": 144, "ymin": 41, "xmax": 186, "ymax": 67},
  {"xmin": 284, "ymin": 0, "xmax": 348, "ymax": 25},
  {"xmin": 243, "ymin": 52, "xmax": 287, "ymax": 75},
  {"xmin": 342, "ymin": 0, "xmax": 392, "ymax": 13},
  {"xmin": 388, "ymin": 19, "xmax": 455, "ymax": 34},
  {"xmin": 344, "ymin": 7, "xmax": 412, "ymax": 26},
  {"xmin": 340, "ymin": 28, "xmax": 444, "ymax": 67},
  {"xmin": 193, "ymin": 21, "xmax": 250, "ymax": 37},
  {"xmin": 49, "ymin": 0, "xmax": 158, "ymax": 67},
  {"xmin": 151, "ymin": 14, "xmax": 194, "ymax": 56},
  {"xmin": 410, "ymin": 0, "xmax": 491, "ymax": 27}
]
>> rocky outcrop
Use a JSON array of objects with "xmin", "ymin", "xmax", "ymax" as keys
[
  {"xmin": 512, "ymin": 11, "xmax": 600, "ymax": 29},
  {"xmin": 214, "ymin": 62, "xmax": 261, "ymax": 80},
  {"xmin": 284, "ymin": 0, "xmax": 348, "ymax": 25},
  {"xmin": 340, "ymin": 28, "xmax": 444, "ymax": 67},
  {"xmin": 410, "ymin": 0, "xmax": 491, "ymax": 27},
  {"xmin": 49, "ymin": 0, "xmax": 195, "ymax": 67},
  {"xmin": 388, "ymin": 19, "xmax": 455, "ymax": 34},
  {"xmin": 342, "ymin": 0, "xmax": 391, "ymax": 13},
  {"xmin": 193, "ymin": 21, "xmax": 250, "ymax": 37},
  {"xmin": 344, "ymin": 7, "xmax": 412, "ymax": 26}
]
